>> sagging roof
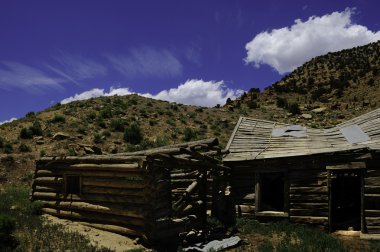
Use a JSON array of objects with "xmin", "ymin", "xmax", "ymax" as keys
[{"xmin": 224, "ymin": 108, "xmax": 380, "ymax": 161}]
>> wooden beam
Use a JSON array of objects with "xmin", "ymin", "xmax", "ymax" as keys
[{"xmin": 326, "ymin": 162, "xmax": 366, "ymax": 170}]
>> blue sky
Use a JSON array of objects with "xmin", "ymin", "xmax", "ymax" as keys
[{"xmin": 1, "ymin": 0, "xmax": 380, "ymax": 123}]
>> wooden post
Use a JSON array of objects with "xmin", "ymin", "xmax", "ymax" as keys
[
  {"xmin": 328, "ymin": 170, "xmax": 332, "ymax": 233},
  {"xmin": 361, "ymin": 169, "xmax": 365, "ymax": 233}
]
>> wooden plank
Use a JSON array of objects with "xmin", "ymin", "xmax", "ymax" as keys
[
  {"xmin": 78, "ymin": 222, "xmax": 142, "ymax": 237},
  {"xmin": 34, "ymin": 177, "xmax": 63, "ymax": 185},
  {"xmin": 366, "ymin": 226, "xmax": 380, "ymax": 234},
  {"xmin": 326, "ymin": 162, "xmax": 366, "ymax": 170},
  {"xmin": 290, "ymin": 194, "xmax": 328, "ymax": 202},
  {"xmin": 290, "ymin": 216, "xmax": 328, "ymax": 225},
  {"xmin": 290, "ymin": 208, "xmax": 328, "ymax": 217},
  {"xmin": 365, "ymin": 217, "xmax": 380, "ymax": 226},
  {"xmin": 81, "ymin": 177, "xmax": 146, "ymax": 189},
  {"xmin": 41, "ymin": 208, "xmax": 145, "ymax": 228},
  {"xmin": 289, "ymin": 187, "xmax": 328, "ymax": 194},
  {"xmin": 40, "ymin": 201, "xmax": 145, "ymax": 219},
  {"xmin": 364, "ymin": 177, "xmax": 380, "ymax": 186},
  {"xmin": 236, "ymin": 204, "xmax": 255, "ymax": 214},
  {"xmin": 365, "ymin": 186, "xmax": 380, "ymax": 194},
  {"xmin": 32, "ymin": 192, "xmax": 145, "ymax": 204},
  {"xmin": 290, "ymin": 203, "xmax": 328, "ymax": 209},
  {"xmin": 365, "ymin": 210, "xmax": 380, "ymax": 217},
  {"xmin": 81, "ymin": 186, "xmax": 144, "ymax": 197}
]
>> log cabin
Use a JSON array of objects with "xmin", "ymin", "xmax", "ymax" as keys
[
  {"xmin": 31, "ymin": 138, "xmax": 229, "ymax": 243},
  {"xmin": 223, "ymin": 108, "xmax": 380, "ymax": 236}
]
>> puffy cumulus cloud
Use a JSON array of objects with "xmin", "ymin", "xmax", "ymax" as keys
[
  {"xmin": 61, "ymin": 87, "xmax": 133, "ymax": 104},
  {"xmin": 144, "ymin": 79, "xmax": 244, "ymax": 107},
  {"xmin": 105, "ymin": 46, "xmax": 183, "ymax": 79},
  {"xmin": 0, "ymin": 117, "xmax": 17, "ymax": 125},
  {"xmin": 61, "ymin": 80, "xmax": 244, "ymax": 107},
  {"xmin": 244, "ymin": 8, "xmax": 380, "ymax": 74}
]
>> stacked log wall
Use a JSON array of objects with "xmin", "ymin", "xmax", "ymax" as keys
[
  {"xmin": 31, "ymin": 158, "xmax": 165, "ymax": 238},
  {"xmin": 288, "ymin": 162, "xmax": 329, "ymax": 229},
  {"xmin": 364, "ymin": 157, "xmax": 380, "ymax": 234},
  {"xmin": 226, "ymin": 162, "xmax": 256, "ymax": 217}
]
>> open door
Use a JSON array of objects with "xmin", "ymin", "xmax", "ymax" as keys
[{"xmin": 330, "ymin": 170, "xmax": 362, "ymax": 231}]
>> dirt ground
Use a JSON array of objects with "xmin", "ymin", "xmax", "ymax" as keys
[{"xmin": 43, "ymin": 214, "xmax": 148, "ymax": 252}]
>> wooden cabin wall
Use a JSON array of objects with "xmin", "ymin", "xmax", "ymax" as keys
[
  {"xmin": 226, "ymin": 158, "xmax": 329, "ymax": 229},
  {"xmin": 226, "ymin": 161, "xmax": 256, "ymax": 217},
  {"xmin": 364, "ymin": 157, "xmax": 380, "ymax": 234},
  {"xmin": 31, "ymin": 158, "xmax": 170, "ymax": 238},
  {"xmin": 288, "ymin": 161, "xmax": 329, "ymax": 229}
]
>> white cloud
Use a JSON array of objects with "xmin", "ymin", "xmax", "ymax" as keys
[
  {"xmin": 61, "ymin": 79, "xmax": 244, "ymax": 107},
  {"xmin": 144, "ymin": 79, "xmax": 244, "ymax": 107},
  {"xmin": 47, "ymin": 52, "xmax": 107, "ymax": 85},
  {"xmin": 0, "ymin": 117, "xmax": 17, "ymax": 125},
  {"xmin": 0, "ymin": 62, "xmax": 65, "ymax": 93},
  {"xmin": 105, "ymin": 46, "xmax": 183, "ymax": 79},
  {"xmin": 244, "ymin": 8, "xmax": 380, "ymax": 74}
]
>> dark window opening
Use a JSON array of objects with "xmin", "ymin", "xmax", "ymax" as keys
[
  {"xmin": 260, "ymin": 172, "xmax": 285, "ymax": 211},
  {"xmin": 331, "ymin": 171, "xmax": 361, "ymax": 231},
  {"xmin": 65, "ymin": 175, "xmax": 81, "ymax": 195}
]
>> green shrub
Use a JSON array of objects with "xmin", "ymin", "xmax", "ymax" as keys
[
  {"xmin": 19, "ymin": 144, "xmax": 31, "ymax": 153},
  {"xmin": 51, "ymin": 114, "xmax": 66, "ymax": 123},
  {"xmin": 287, "ymin": 102, "xmax": 301, "ymax": 114},
  {"xmin": 124, "ymin": 123, "xmax": 143, "ymax": 145},
  {"xmin": 40, "ymin": 149, "xmax": 46, "ymax": 157},
  {"xmin": 110, "ymin": 119, "xmax": 125, "ymax": 132},
  {"xmin": 276, "ymin": 97, "xmax": 288, "ymax": 108},
  {"xmin": 100, "ymin": 106, "xmax": 113, "ymax": 119},
  {"xmin": 0, "ymin": 214, "xmax": 18, "ymax": 250},
  {"xmin": 183, "ymin": 127, "xmax": 197, "ymax": 141},
  {"xmin": 93, "ymin": 133, "xmax": 102, "ymax": 144},
  {"xmin": 30, "ymin": 120, "xmax": 43, "ymax": 136},
  {"xmin": 20, "ymin": 127, "xmax": 33, "ymax": 139},
  {"xmin": 4, "ymin": 143, "xmax": 13, "ymax": 154},
  {"xmin": 96, "ymin": 116, "xmax": 106, "ymax": 128},
  {"xmin": 87, "ymin": 112, "xmax": 97, "ymax": 121},
  {"xmin": 149, "ymin": 119, "xmax": 157, "ymax": 126},
  {"xmin": 0, "ymin": 136, "xmax": 4, "ymax": 148},
  {"xmin": 25, "ymin": 111, "xmax": 35, "ymax": 118}
]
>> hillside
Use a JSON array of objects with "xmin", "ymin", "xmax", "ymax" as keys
[
  {"xmin": 2, "ymin": 41, "xmax": 380, "ymax": 186},
  {"xmin": 0, "ymin": 94, "xmax": 276, "ymax": 185},
  {"xmin": 231, "ymin": 40, "xmax": 380, "ymax": 128}
]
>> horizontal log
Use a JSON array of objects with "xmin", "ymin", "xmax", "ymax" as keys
[
  {"xmin": 33, "ymin": 192, "xmax": 145, "ymax": 204},
  {"xmin": 365, "ymin": 186, "xmax": 380, "ymax": 194},
  {"xmin": 365, "ymin": 210, "xmax": 380, "ymax": 217},
  {"xmin": 290, "ymin": 208, "xmax": 328, "ymax": 217},
  {"xmin": 326, "ymin": 162, "xmax": 366, "ymax": 170},
  {"xmin": 365, "ymin": 177, "xmax": 380, "ymax": 186},
  {"xmin": 82, "ymin": 186, "xmax": 144, "ymax": 197},
  {"xmin": 236, "ymin": 204, "xmax": 255, "ymax": 214},
  {"xmin": 34, "ymin": 177, "xmax": 63, "ymax": 185},
  {"xmin": 36, "ymin": 170, "xmax": 58, "ymax": 177},
  {"xmin": 290, "ymin": 216, "xmax": 328, "ymax": 226},
  {"xmin": 290, "ymin": 194, "xmax": 328, "ymax": 202},
  {"xmin": 34, "ymin": 185, "xmax": 60, "ymax": 193},
  {"xmin": 78, "ymin": 222, "xmax": 142, "ymax": 237},
  {"xmin": 366, "ymin": 226, "xmax": 380, "ymax": 234},
  {"xmin": 41, "ymin": 208, "xmax": 145, "ymax": 228},
  {"xmin": 366, "ymin": 217, "xmax": 380, "ymax": 226},
  {"xmin": 289, "ymin": 187, "xmax": 328, "ymax": 194},
  {"xmin": 366, "ymin": 170, "xmax": 380, "ymax": 177},
  {"xmin": 82, "ymin": 177, "xmax": 145, "ymax": 189},
  {"xmin": 39, "ymin": 156, "xmax": 145, "ymax": 165},
  {"xmin": 40, "ymin": 200, "xmax": 145, "ymax": 219},
  {"xmin": 290, "ymin": 203, "xmax": 328, "ymax": 210}
]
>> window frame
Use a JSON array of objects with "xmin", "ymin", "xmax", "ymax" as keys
[
  {"xmin": 64, "ymin": 174, "xmax": 82, "ymax": 196},
  {"xmin": 255, "ymin": 171, "xmax": 289, "ymax": 217}
]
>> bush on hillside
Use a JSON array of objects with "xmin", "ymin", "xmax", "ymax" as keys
[
  {"xmin": 124, "ymin": 123, "xmax": 143, "ymax": 145},
  {"xmin": 19, "ymin": 144, "xmax": 31, "ymax": 153}
]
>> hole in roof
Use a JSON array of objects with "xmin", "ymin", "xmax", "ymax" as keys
[
  {"xmin": 272, "ymin": 125, "xmax": 307, "ymax": 138},
  {"xmin": 340, "ymin": 124, "xmax": 370, "ymax": 144}
]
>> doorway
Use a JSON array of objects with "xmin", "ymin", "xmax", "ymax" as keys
[{"xmin": 330, "ymin": 170, "xmax": 361, "ymax": 231}]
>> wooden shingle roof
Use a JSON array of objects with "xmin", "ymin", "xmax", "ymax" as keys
[{"xmin": 224, "ymin": 108, "xmax": 380, "ymax": 161}]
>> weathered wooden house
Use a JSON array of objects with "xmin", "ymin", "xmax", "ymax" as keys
[
  {"xmin": 31, "ymin": 138, "xmax": 228, "ymax": 243},
  {"xmin": 223, "ymin": 108, "xmax": 380, "ymax": 235}
]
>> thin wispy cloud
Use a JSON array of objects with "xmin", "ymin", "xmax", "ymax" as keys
[
  {"xmin": 245, "ymin": 8, "xmax": 380, "ymax": 74},
  {"xmin": 185, "ymin": 43, "xmax": 202, "ymax": 67},
  {"xmin": 46, "ymin": 52, "xmax": 107, "ymax": 85},
  {"xmin": 0, "ymin": 62, "xmax": 65, "ymax": 93},
  {"xmin": 105, "ymin": 46, "xmax": 183, "ymax": 79},
  {"xmin": 61, "ymin": 79, "xmax": 244, "ymax": 107}
]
